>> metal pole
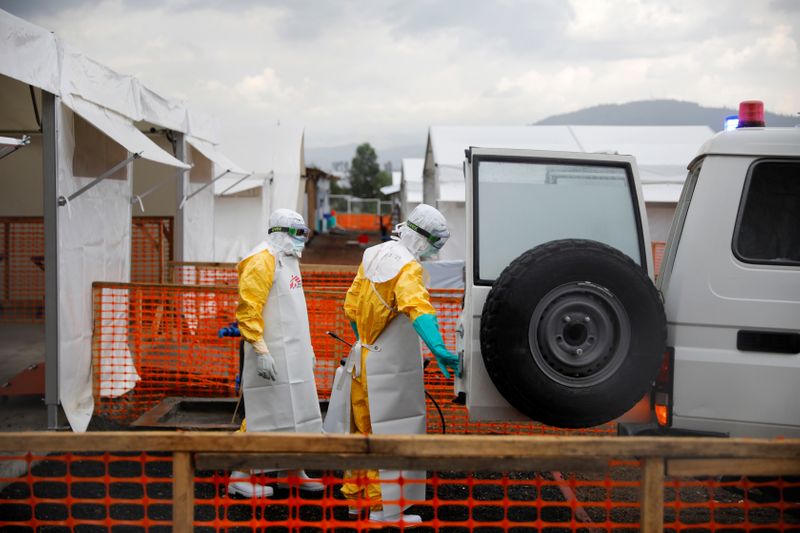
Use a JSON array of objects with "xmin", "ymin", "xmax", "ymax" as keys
[
  {"xmin": 178, "ymin": 170, "xmax": 230, "ymax": 209},
  {"xmin": 216, "ymin": 173, "xmax": 253, "ymax": 197},
  {"xmin": 58, "ymin": 153, "xmax": 140, "ymax": 206},
  {"xmin": 173, "ymin": 133, "xmax": 186, "ymax": 262},
  {"xmin": 42, "ymin": 92, "xmax": 60, "ymax": 429}
]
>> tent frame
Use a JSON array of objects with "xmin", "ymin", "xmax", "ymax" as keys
[{"xmin": 57, "ymin": 152, "xmax": 141, "ymax": 207}]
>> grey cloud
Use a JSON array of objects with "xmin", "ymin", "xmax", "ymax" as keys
[{"xmin": 771, "ymin": 0, "xmax": 800, "ymax": 11}]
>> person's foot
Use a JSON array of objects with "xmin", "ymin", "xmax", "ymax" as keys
[
  {"xmin": 276, "ymin": 470, "xmax": 325, "ymax": 492},
  {"xmin": 227, "ymin": 471, "xmax": 274, "ymax": 498},
  {"xmin": 369, "ymin": 510, "xmax": 423, "ymax": 526}
]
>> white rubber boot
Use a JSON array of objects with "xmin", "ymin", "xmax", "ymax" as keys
[
  {"xmin": 369, "ymin": 510, "xmax": 423, "ymax": 526},
  {"xmin": 227, "ymin": 471, "xmax": 274, "ymax": 498},
  {"xmin": 277, "ymin": 469, "xmax": 324, "ymax": 492}
]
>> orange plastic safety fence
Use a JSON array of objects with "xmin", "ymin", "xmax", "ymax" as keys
[
  {"xmin": 170, "ymin": 262, "xmax": 239, "ymax": 286},
  {"xmin": 91, "ymin": 281, "xmax": 612, "ymax": 436},
  {"xmin": 92, "ymin": 283, "xmax": 240, "ymax": 423},
  {"xmin": 131, "ymin": 217, "xmax": 173, "ymax": 284},
  {"xmin": 2, "ymin": 453, "xmax": 798, "ymax": 530},
  {"xmin": 335, "ymin": 213, "xmax": 392, "ymax": 232},
  {"xmin": 652, "ymin": 240, "xmax": 666, "ymax": 275},
  {"xmin": 0, "ymin": 217, "xmax": 45, "ymax": 322}
]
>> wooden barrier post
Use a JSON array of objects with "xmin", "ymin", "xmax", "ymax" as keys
[
  {"xmin": 640, "ymin": 457, "xmax": 664, "ymax": 533},
  {"xmin": 172, "ymin": 451, "xmax": 194, "ymax": 530}
]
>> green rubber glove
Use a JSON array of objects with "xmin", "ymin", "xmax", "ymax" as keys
[
  {"xmin": 413, "ymin": 313, "xmax": 459, "ymax": 378},
  {"xmin": 350, "ymin": 320, "xmax": 359, "ymax": 341}
]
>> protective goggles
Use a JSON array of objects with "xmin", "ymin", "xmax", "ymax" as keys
[
  {"xmin": 406, "ymin": 221, "xmax": 447, "ymax": 249},
  {"xmin": 268, "ymin": 225, "xmax": 310, "ymax": 240}
]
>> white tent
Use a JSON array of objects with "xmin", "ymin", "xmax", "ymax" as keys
[
  {"xmin": 0, "ymin": 9, "xmax": 245, "ymax": 430},
  {"xmin": 401, "ymin": 158, "xmax": 424, "ymax": 218},
  {"xmin": 213, "ymin": 123, "xmax": 305, "ymax": 262},
  {"xmin": 423, "ymin": 125, "xmax": 715, "ymax": 260}
]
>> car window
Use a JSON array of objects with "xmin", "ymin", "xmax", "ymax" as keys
[
  {"xmin": 474, "ymin": 158, "xmax": 642, "ymax": 283},
  {"xmin": 734, "ymin": 160, "xmax": 800, "ymax": 266}
]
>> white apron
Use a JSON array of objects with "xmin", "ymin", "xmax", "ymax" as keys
[
  {"xmin": 324, "ymin": 311, "xmax": 427, "ymax": 518},
  {"xmin": 242, "ymin": 243, "xmax": 322, "ymax": 433}
]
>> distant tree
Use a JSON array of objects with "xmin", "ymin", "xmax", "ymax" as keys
[{"xmin": 349, "ymin": 143, "xmax": 391, "ymax": 198}]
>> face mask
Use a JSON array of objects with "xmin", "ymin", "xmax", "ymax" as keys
[
  {"xmin": 419, "ymin": 244, "xmax": 438, "ymax": 260},
  {"xmin": 291, "ymin": 237, "xmax": 305, "ymax": 256}
]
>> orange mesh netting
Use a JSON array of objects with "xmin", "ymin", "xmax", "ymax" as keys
[
  {"xmin": 131, "ymin": 217, "xmax": 173, "ymax": 284},
  {"xmin": 1, "ymin": 452, "xmax": 797, "ymax": 530},
  {"xmin": 92, "ymin": 280, "xmax": 610, "ymax": 436},
  {"xmin": 92, "ymin": 282, "xmax": 240, "ymax": 423},
  {"xmin": 335, "ymin": 213, "xmax": 392, "ymax": 232},
  {"xmin": 170, "ymin": 262, "xmax": 239, "ymax": 286},
  {"xmin": 0, "ymin": 217, "xmax": 45, "ymax": 322}
]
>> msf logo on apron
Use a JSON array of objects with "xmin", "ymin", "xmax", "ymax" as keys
[{"xmin": 289, "ymin": 274, "xmax": 302, "ymax": 289}]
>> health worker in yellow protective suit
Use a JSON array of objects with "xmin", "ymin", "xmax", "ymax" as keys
[
  {"xmin": 324, "ymin": 204, "xmax": 460, "ymax": 526},
  {"xmin": 227, "ymin": 209, "xmax": 324, "ymax": 498}
]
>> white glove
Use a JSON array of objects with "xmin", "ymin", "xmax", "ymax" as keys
[
  {"xmin": 256, "ymin": 353, "xmax": 277, "ymax": 381},
  {"xmin": 252, "ymin": 338, "xmax": 277, "ymax": 381}
]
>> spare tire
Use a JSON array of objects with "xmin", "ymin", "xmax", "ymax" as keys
[{"xmin": 480, "ymin": 239, "xmax": 665, "ymax": 428}]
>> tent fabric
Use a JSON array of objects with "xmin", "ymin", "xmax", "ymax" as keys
[
  {"xmin": 401, "ymin": 158, "xmax": 424, "ymax": 206},
  {"xmin": 1, "ymin": 8, "xmax": 238, "ymax": 431},
  {"xmin": 260, "ymin": 123, "xmax": 305, "ymax": 213},
  {"xmin": 0, "ymin": 10, "xmax": 60, "ymax": 94},
  {"xmin": 187, "ymin": 136, "xmax": 249, "ymax": 175},
  {"xmin": 64, "ymin": 96, "xmax": 190, "ymax": 169},
  {"xmin": 380, "ymin": 183, "xmax": 401, "ymax": 195},
  {"xmin": 0, "ymin": 8, "xmax": 218, "ymax": 143},
  {"xmin": 57, "ymin": 105, "xmax": 134, "ymax": 432},
  {"xmin": 214, "ymin": 173, "xmax": 266, "ymax": 196},
  {"xmin": 136, "ymin": 81, "xmax": 189, "ymax": 134}
]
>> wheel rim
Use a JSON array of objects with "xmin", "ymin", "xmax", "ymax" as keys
[{"xmin": 527, "ymin": 281, "xmax": 630, "ymax": 387}]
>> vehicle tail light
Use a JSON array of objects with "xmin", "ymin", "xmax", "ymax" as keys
[
  {"xmin": 737, "ymin": 100, "xmax": 766, "ymax": 128},
  {"xmin": 653, "ymin": 348, "xmax": 674, "ymax": 427}
]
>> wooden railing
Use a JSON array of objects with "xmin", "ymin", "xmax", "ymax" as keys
[{"xmin": 1, "ymin": 432, "xmax": 798, "ymax": 531}]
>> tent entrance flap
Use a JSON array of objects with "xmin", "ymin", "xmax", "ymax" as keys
[
  {"xmin": 131, "ymin": 167, "xmax": 191, "ymax": 211},
  {"xmin": 179, "ymin": 170, "xmax": 229, "ymax": 209},
  {"xmin": 216, "ymin": 173, "xmax": 253, "ymax": 196},
  {"xmin": 58, "ymin": 152, "xmax": 141, "ymax": 206}
]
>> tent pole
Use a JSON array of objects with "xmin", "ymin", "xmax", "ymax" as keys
[
  {"xmin": 174, "ymin": 133, "xmax": 186, "ymax": 262},
  {"xmin": 42, "ymin": 92, "xmax": 60, "ymax": 429},
  {"xmin": 178, "ymin": 170, "xmax": 230, "ymax": 209},
  {"xmin": 131, "ymin": 167, "xmax": 190, "ymax": 208},
  {"xmin": 58, "ymin": 153, "xmax": 141, "ymax": 206},
  {"xmin": 216, "ymin": 173, "xmax": 253, "ymax": 197}
]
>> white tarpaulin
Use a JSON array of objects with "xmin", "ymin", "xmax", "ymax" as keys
[
  {"xmin": 65, "ymin": 96, "xmax": 190, "ymax": 169},
  {"xmin": 1, "ymin": 8, "xmax": 229, "ymax": 431},
  {"xmin": 401, "ymin": 158, "xmax": 423, "ymax": 214},
  {"xmin": 56, "ymin": 105, "xmax": 134, "ymax": 431},
  {"xmin": 0, "ymin": 10, "xmax": 60, "ymax": 94},
  {"xmin": 187, "ymin": 136, "xmax": 248, "ymax": 175}
]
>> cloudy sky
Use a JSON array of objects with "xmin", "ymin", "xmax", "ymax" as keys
[{"xmin": 2, "ymin": 0, "xmax": 798, "ymax": 170}]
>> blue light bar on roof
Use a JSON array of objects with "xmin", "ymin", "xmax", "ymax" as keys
[{"xmin": 724, "ymin": 115, "xmax": 739, "ymax": 131}]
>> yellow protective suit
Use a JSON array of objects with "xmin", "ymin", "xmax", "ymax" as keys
[
  {"xmin": 340, "ymin": 259, "xmax": 436, "ymax": 508},
  {"xmin": 236, "ymin": 250, "xmax": 276, "ymax": 345},
  {"xmin": 234, "ymin": 249, "xmax": 276, "ymax": 432}
]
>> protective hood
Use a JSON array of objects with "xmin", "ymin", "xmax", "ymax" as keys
[
  {"xmin": 396, "ymin": 204, "xmax": 450, "ymax": 260},
  {"xmin": 266, "ymin": 208, "xmax": 307, "ymax": 257}
]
